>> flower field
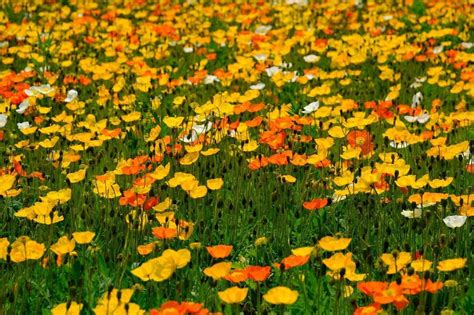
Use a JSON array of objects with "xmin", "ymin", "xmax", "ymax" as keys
[{"xmin": 0, "ymin": 0, "xmax": 473, "ymax": 314}]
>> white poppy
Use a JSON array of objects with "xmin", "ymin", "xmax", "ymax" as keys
[
  {"xmin": 389, "ymin": 141, "xmax": 408, "ymax": 149},
  {"xmin": 410, "ymin": 77, "xmax": 426, "ymax": 89},
  {"xmin": 411, "ymin": 92, "xmax": 423, "ymax": 108},
  {"xmin": 17, "ymin": 121, "xmax": 31, "ymax": 130},
  {"xmin": 332, "ymin": 192, "xmax": 347, "ymax": 203},
  {"xmin": 0, "ymin": 41, "xmax": 8, "ymax": 48},
  {"xmin": 254, "ymin": 25, "xmax": 272, "ymax": 35},
  {"xmin": 64, "ymin": 89, "xmax": 78, "ymax": 102},
  {"xmin": 302, "ymin": 101, "xmax": 320, "ymax": 114},
  {"xmin": 253, "ymin": 54, "xmax": 267, "ymax": 62},
  {"xmin": 16, "ymin": 99, "xmax": 30, "ymax": 114},
  {"xmin": 401, "ymin": 208, "xmax": 422, "ymax": 219},
  {"xmin": 404, "ymin": 111, "xmax": 430, "ymax": 124},
  {"xmin": 192, "ymin": 122, "xmax": 212, "ymax": 135},
  {"xmin": 290, "ymin": 72, "xmax": 299, "ymax": 82},
  {"xmin": 250, "ymin": 83, "xmax": 265, "ymax": 90},
  {"xmin": 265, "ymin": 66, "xmax": 281, "ymax": 77},
  {"xmin": 303, "ymin": 54, "xmax": 320, "ymax": 63},
  {"xmin": 443, "ymin": 215, "xmax": 467, "ymax": 229},
  {"xmin": 183, "ymin": 46, "xmax": 193, "ymax": 53},
  {"xmin": 0, "ymin": 114, "xmax": 7, "ymax": 128},
  {"xmin": 24, "ymin": 84, "xmax": 54, "ymax": 97},
  {"xmin": 305, "ymin": 73, "xmax": 315, "ymax": 80},
  {"xmin": 204, "ymin": 75, "xmax": 219, "ymax": 85},
  {"xmin": 433, "ymin": 45, "xmax": 444, "ymax": 54},
  {"xmin": 180, "ymin": 130, "xmax": 198, "ymax": 143},
  {"xmin": 286, "ymin": 0, "xmax": 308, "ymax": 5},
  {"xmin": 461, "ymin": 42, "xmax": 473, "ymax": 49}
]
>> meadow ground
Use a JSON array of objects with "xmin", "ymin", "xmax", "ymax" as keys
[{"xmin": 0, "ymin": 0, "xmax": 473, "ymax": 314}]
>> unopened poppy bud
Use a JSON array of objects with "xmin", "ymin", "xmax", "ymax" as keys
[
  {"xmin": 440, "ymin": 234, "xmax": 446, "ymax": 246},
  {"xmin": 423, "ymin": 271, "xmax": 430, "ymax": 280},
  {"xmin": 395, "ymin": 274, "xmax": 402, "ymax": 285}
]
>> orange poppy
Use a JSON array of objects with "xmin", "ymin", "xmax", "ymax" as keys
[
  {"xmin": 290, "ymin": 154, "xmax": 307, "ymax": 166},
  {"xmin": 245, "ymin": 265, "xmax": 271, "ymax": 282},
  {"xmin": 280, "ymin": 255, "xmax": 310, "ymax": 270},
  {"xmin": 354, "ymin": 304, "xmax": 382, "ymax": 315},
  {"xmin": 358, "ymin": 282, "xmax": 388, "ymax": 297},
  {"xmin": 152, "ymin": 227, "xmax": 177, "ymax": 239},
  {"xmin": 400, "ymin": 275, "xmax": 422, "ymax": 295},
  {"xmin": 224, "ymin": 269, "xmax": 249, "ymax": 283},
  {"xmin": 150, "ymin": 301, "xmax": 207, "ymax": 315},
  {"xmin": 347, "ymin": 130, "xmax": 374, "ymax": 155},
  {"xmin": 423, "ymin": 279, "xmax": 443, "ymax": 294},
  {"xmin": 373, "ymin": 282, "xmax": 409, "ymax": 310},
  {"xmin": 143, "ymin": 197, "xmax": 159, "ymax": 211},
  {"xmin": 119, "ymin": 190, "xmax": 146, "ymax": 207},
  {"xmin": 206, "ymin": 245, "xmax": 233, "ymax": 259},
  {"xmin": 259, "ymin": 130, "xmax": 286, "ymax": 150},
  {"xmin": 268, "ymin": 152, "xmax": 290, "ymax": 166},
  {"xmin": 303, "ymin": 198, "xmax": 328, "ymax": 211},
  {"xmin": 245, "ymin": 116, "xmax": 263, "ymax": 127},
  {"xmin": 234, "ymin": 102, "xmax": 250, "ymax": 115},
  {"xmin": 248, "ymin": 102, "xmax": 265, "ymax": 113},
  {"xmin": 314, "ymin": 159, "xmax": 331, "ymax": 168},
  {"xmin": 101, "ymin": 128, "xmax": 122, "ymax": 138}
]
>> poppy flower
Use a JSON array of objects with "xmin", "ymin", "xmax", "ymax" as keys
[
  {"xmin": 152, "ymin": 227, "xmax": 177, "ymax": 239},
  {"xmin": 346, "ymin": 130, "xmax": 374, "ymax": 155},
  {"xmin": 380, "ymin": 252, "xmax": 412, "ymax": 274},
  {"xmin": 358, "ymin": 282, "xmax": 388, "ymax": 297},
  {"xmin": 318, "ymin": 236, "xmax": 351, "ymax": 251},
  {"xmin": 423, "ymin": 279, "xmax": 443, "ymax": 293},
  {"xmin": 9, "ymin": 236, "xmax": 46, "ymax": 263},
  {"xmin": 72, "ymin": 231, "xmax": 95, "ymax": 244},
  {"xmin": 263, "ymin": 286, "xmax": 298, "ymax": 305},
  {"xmin": 280, "ymin": 254, "xmax": 310, "ymax": 270},
  {"xmin": 400, "ymin": 274, "xmax": 423, "ymax": 295},
  {"xmin": 51, "ymin": 301, "xmax": 83, "ymax": 315},
  {"xmin": 354, "ymin": 304, "xmax": 382, "ymax": 315},
  {"xmin": 206, "ymin": 245, "xmax": 233, "ymax": 259},
  {"xmin": 203, "ymin": 262, "xmax": 232, "ymax": 280},
  {"xmin": 303, "ymin": 198, "xmax": 328, "ymax": 210},
  {"xmin": 437, "ymin": 258, "xmax": 467, "ymax": 272},
  {"xmin": 373, "ymin": 282, "xmax": 409, "ymax": 310},
  {"xmin": 143, "ymin": 197, "xmax": 159, "ymax": 211},
  {"xmin": 245, "ymin": 265, "xmax": 271, "ymax": 282},
  {"xmin": 224, "ymin": 269, "xmax": 249, "ymax": 283},
  {"xmin": 218, "ymin": 287, "xmax": 248, "ymax": 304}
]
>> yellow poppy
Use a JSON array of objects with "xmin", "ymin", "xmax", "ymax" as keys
[
  {"xmin": 318, "ymin": 236, "xmax": 351, "ymax": 251},
  {"xmin": 263, "ymin": 286, "xmax": 299, "ymax": 305},
  {"xmin": 437, "ymin": 258, "xmax": 467, "ymax": 272},
  {"xmin": 207, "ymin": 178, "xmax": 224, "ymax": 190},
  {"xmin": 72, "ymin": 231, "xmax": 95, "ymax": 244},
  {"xmin": 218, "ymin": 287, "xmax": 248, "ymax": 304},
  {"xmin": 203, "ymin": 261, "xmax": 232, "ymax": 280}
]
